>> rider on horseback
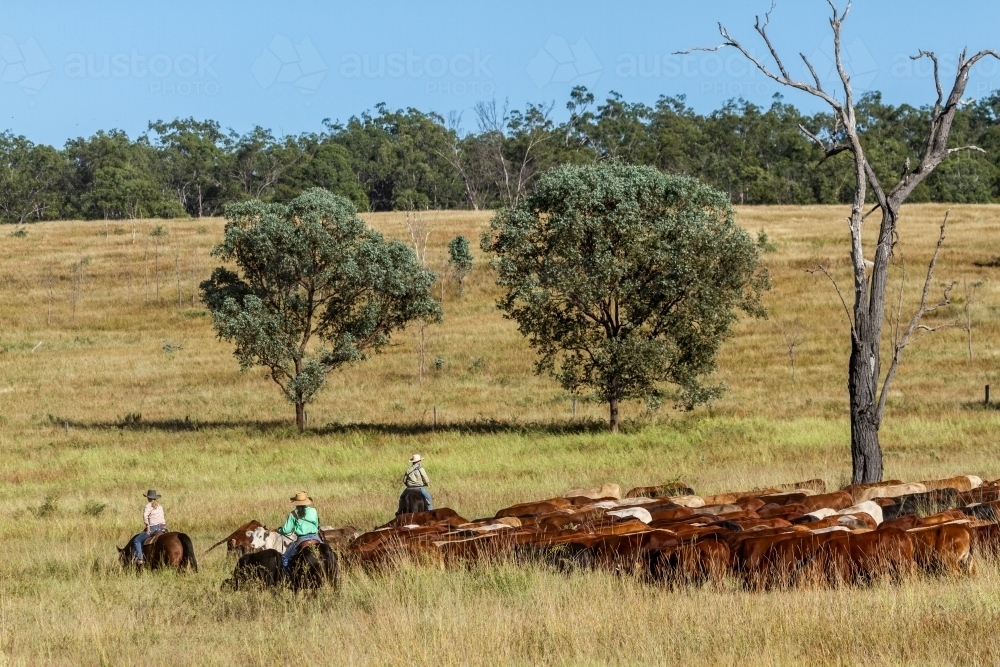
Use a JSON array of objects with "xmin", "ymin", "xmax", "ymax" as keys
[
  {"xmin": 277, "ymin": 492, "xmax": 322, "ymax": 574},
  {"xmin": 131, "ymin": 489, "xmax": 167, "ymax": 565},
  {"xmin": 402, "ymin": 454, "xmax": 433, "ymax": 510}
]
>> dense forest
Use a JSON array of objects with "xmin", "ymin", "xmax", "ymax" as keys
[{"xmin": 2, "ymin": 86, "xmax": 999, "ymax": 223}]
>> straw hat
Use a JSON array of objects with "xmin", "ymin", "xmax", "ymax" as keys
[
  {"xmin": 144, "ymin": 489, "xmax": 161, "ymax": 500},
  {"xmin": 410, "ymin": 454, "xmax": 422, "ymax": 464},
  {"xmin": 289, "ymin": 491, "xmax": 313, "ymax": 506}
]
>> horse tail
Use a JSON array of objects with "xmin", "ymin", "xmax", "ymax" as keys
[
  {"xmin": 321, "ymin": 543, "xmax": 340, "ymax": 589},
  {"xmin": 179, "ymin": 533, "xmax": 199, "ymax": 573}
]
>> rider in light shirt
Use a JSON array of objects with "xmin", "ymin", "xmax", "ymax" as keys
[{"xmin": 132, "ymin": 489, "xmax": 167, "ymax": 565}]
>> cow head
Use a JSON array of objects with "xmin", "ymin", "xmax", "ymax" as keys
[{"xmin": 247, "ymin": 526, "xmax": 268, "ymax": 550}]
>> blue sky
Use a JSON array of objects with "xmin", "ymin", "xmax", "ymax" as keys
[{"xmin": 2, "ymin": 0, "xmax": 999, "ymax": 146}]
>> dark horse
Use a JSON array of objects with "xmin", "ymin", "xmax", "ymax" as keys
[
  {"xmin": 223, "ymin": 543, "xmax": 339, "ymax": 593},
  {"xmin": 118, "ymin": 531, "xmax": 198, "ymax": 572},
  {"xmin": 397, "ymin": 488, "xmax": 430, "ymax": 516}
]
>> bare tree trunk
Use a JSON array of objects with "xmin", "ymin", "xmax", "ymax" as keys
[
  {"xmin": 417, "ymin": 321, "xmax": 426, "ymax": 385},
  {"xmin": 849, "ymin": 339, "xmax": 883, "ymax": 483},
  {"xmin": 125, "ymin": 255, "xmax": 132, "ymax": 304},
  {"xmin": 45, "ymin": 269, "xmax": 54, "ymax": 327},
  {"xmin": 143, "ymin": 236, "xmax": 149, "ymax": 303},
  {"xmin": 191, "ymin": 249, "xmax": 197, "ymax": 307},
  {"xmin": 175, "ymin": 250, "xmax": 181, "ymax": 307},
  {"xmin": 154, "ymin": 242, "xmax": 160, "ymax": 303}
]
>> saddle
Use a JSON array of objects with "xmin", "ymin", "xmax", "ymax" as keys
[
  {"xmin": 142, "ymin": 532, "xmax": 166, "ymax": 547},
  {"xmin": 296, "ymin": 538, "xmax": 322, "ymax": 551}
]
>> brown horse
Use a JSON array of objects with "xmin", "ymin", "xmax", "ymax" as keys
[{"xmin": 119, "ymin": 531, "xmax": 198, "ymax": 572}]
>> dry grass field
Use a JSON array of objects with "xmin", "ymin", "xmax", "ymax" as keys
[{"xmin": 2, "ymin": 204, "xmax": 1000, "ymax": 666}]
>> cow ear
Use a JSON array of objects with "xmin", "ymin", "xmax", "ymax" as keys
[{"xmin": 246, "ymin": 531, "xmax": 253, "ymax": 537}]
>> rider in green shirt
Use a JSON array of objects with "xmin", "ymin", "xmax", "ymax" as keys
[{"xmin": 278, "ymin": 491, "xmax": 321, "ymax": 573}]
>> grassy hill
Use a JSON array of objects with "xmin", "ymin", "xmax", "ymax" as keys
[{"xmin": 2, "ymin": 204, "xmax": 1000, "ymax": 665}]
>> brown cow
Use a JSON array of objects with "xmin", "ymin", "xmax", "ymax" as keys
[
  {"xmin": 846, "ymin": 527, "xmax": 915, "ymax": 583},
  {"xmin": 971, "ymin": 523, "xmax": 1000, "ymax": 558},
  {"xmin": 205, "ymin": 520, "xmax": 264, "ymax": 556},
  {"xmin": 799, "ymin": 491, "xmax": 854, "ymax": 513},
  {"xmin": 758, "ymin": 503, "xmax": 810, "ymax": 520},
  {"xmin": 380, "ymin": 508, "xmax": 468, "ymax": 529},
  {"xmin": 842, "ymin": 479, "xmax": 905, "ymax": 502},
  {"xmin": 647, "ymin": 537, "xmax": 730, "ymax": 587},
  {"xmin": 918, "ymin": 475, "xmax": 982, "ymax": 493},
  {"xmin": 757, "ymin": 492, "xmax": 811, "ymax": 506},
  {"xmin": 495, "ymin": 499, "xmax": 571, "ymax": 518},
  {"xmin": 908, "ymin": 523, "xmax": 973, "ymax": 574},
  {"xmin": 625, "ymin": 483, "xmax": 695, "ymax": 499},
  {"xmin": 774, "ymin": 478, "xmax": 827, "ymax": 494},
  {"xmin": 732, "ymin": 518, "xmax": 793, "ymax": 531},
  {"xmin": 752, "ymin": 530, "xmax": 849, "ymax": 589},
  {"xmin": 320, "ymin": 525, "xmax": 361, "ymax": 551},
  {"xmin": 880, "ymin": 510, "xmax": 966, "ymax": 532}
]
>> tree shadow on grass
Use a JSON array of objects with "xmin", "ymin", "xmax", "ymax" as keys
[
  {"xmin": 960, "ymin": 401, "xmax": 1000, "ymax": 412},
  {"xmin": 46, "ymin": 414, "xmax": 618, "ymax": 437}
]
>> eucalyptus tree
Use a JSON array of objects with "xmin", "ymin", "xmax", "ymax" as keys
[
  {"xmin": 685, "ymin": 1, "xmax": 999, "ymax": 482},
  {"xmin": 447, "ymin": 235, "xmax": 473, "ymax": 295},
  {"xmin": 202, "ymin": 187, "xmax": 441, "ymax": 430},
  {"xmin": 483, "ymin": 163, "xmax": 769, "ymax": 431}
]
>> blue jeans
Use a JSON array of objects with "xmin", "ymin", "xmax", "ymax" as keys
[
  {"xmin": 282, "ymin": 533, "xmax": 320, "ymax": 571},
  {"xmin": 414, "ymin": 486, "xmax": 433, "ymax": 510},
  {"xmin": 132, "ymin": 524, "xmax": 166, "ymax": 561}
]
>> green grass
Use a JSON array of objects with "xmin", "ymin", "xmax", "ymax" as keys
[{"xmin": 2, "ymin": 205, "xmax": 1000, "ymax": 665}]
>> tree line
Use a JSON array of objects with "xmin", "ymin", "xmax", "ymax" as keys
[{"xmin": 3, "ymin": 87, "xmax": 999, "ymax": 224}]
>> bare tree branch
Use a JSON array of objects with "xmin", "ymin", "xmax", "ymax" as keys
[
  {"xmin": 947, "ymin": 145, "xmax": 987, "ymax": 155},
  {"xmin": 800, "ymin": 53, "xmax": 824, "ymax": 91},
  {"xmin": 798, "ymin": 123, "xmax": 850, "ymax": 163},
  {"xmin": 911, "ymin": 50, "xmax": 943, "ymax": 109},
  {"xmin": 876, "ymin": 211, "xmax": 957, "ymax": 422},
  {"xmin": 807, "ymin": 264, "xmax": 857, "ymax": 341}
]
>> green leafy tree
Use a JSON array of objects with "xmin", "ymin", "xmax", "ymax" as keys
[
  {"xmin": 483, "ymin": 164, "xmax": 769, "ymax": 431},
  {"xmin": 201, "ymin": 187, "xmax": 441, "ymax": 430},
  {"xmin": 447, "ymin": 235, "xmax": 473, "ymax": 295},
  {"xmin": 147, "ymin": 118, "xmax": 228, "ymax": 217},
  {"xmin": 0, "ymin": 132, "xmax": 66, "ymax": 223}
]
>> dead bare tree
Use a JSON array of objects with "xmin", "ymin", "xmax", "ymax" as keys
[
  {"xmin": 684, "ymin": 2, "xmax": 998, "ymax": 483},
  {"xmin": 961, "ymin": 278, "xmax": 984, "ymax": 363},
  {"xmin": 439, "ymin": 112, "xmax": 485, "ymax": 211},
  {"xmin": 69, "ymin": 256, "xmax": 87, "ymax": 323},
  {"xmin": 124, "ymin": 253, "xmax": 133, "ymax": 304},
  {"xmin": 405, "ymin": 211, "xmax": 434, "ymax": 385},
  {"xmin": 776, "ymin": 323, "xmax": 802, "ymax": 384},
  {"xmin": 174, "ymin": 248, "xmax": 181, "ymax": 307},
  {"xmin": 190, "ymin": 248, "xmax": 198, "ymax": 307},
  {"xmin": 45, "ymin": 266, "xmax": 55, "ymax": 327},
  {"xmin": 474, "ymin": 99, "xmax": 553, "ymax": 208}
]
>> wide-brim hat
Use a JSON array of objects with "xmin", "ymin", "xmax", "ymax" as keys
[
  {"xmin": 410, "ymin": 454, "xmax": 422, "ymax": 463},
  {"xmin": 145, "ymin": 489, "xmax": 161, "ymax": 500},
  {"xmin": 289, "ymin": 491, "xmax": 312, "ymax": 506}
]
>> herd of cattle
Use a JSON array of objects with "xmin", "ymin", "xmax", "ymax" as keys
[{"xmin": 218, "ymin": 474, "xmax": 1000, "ymax": 591}]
